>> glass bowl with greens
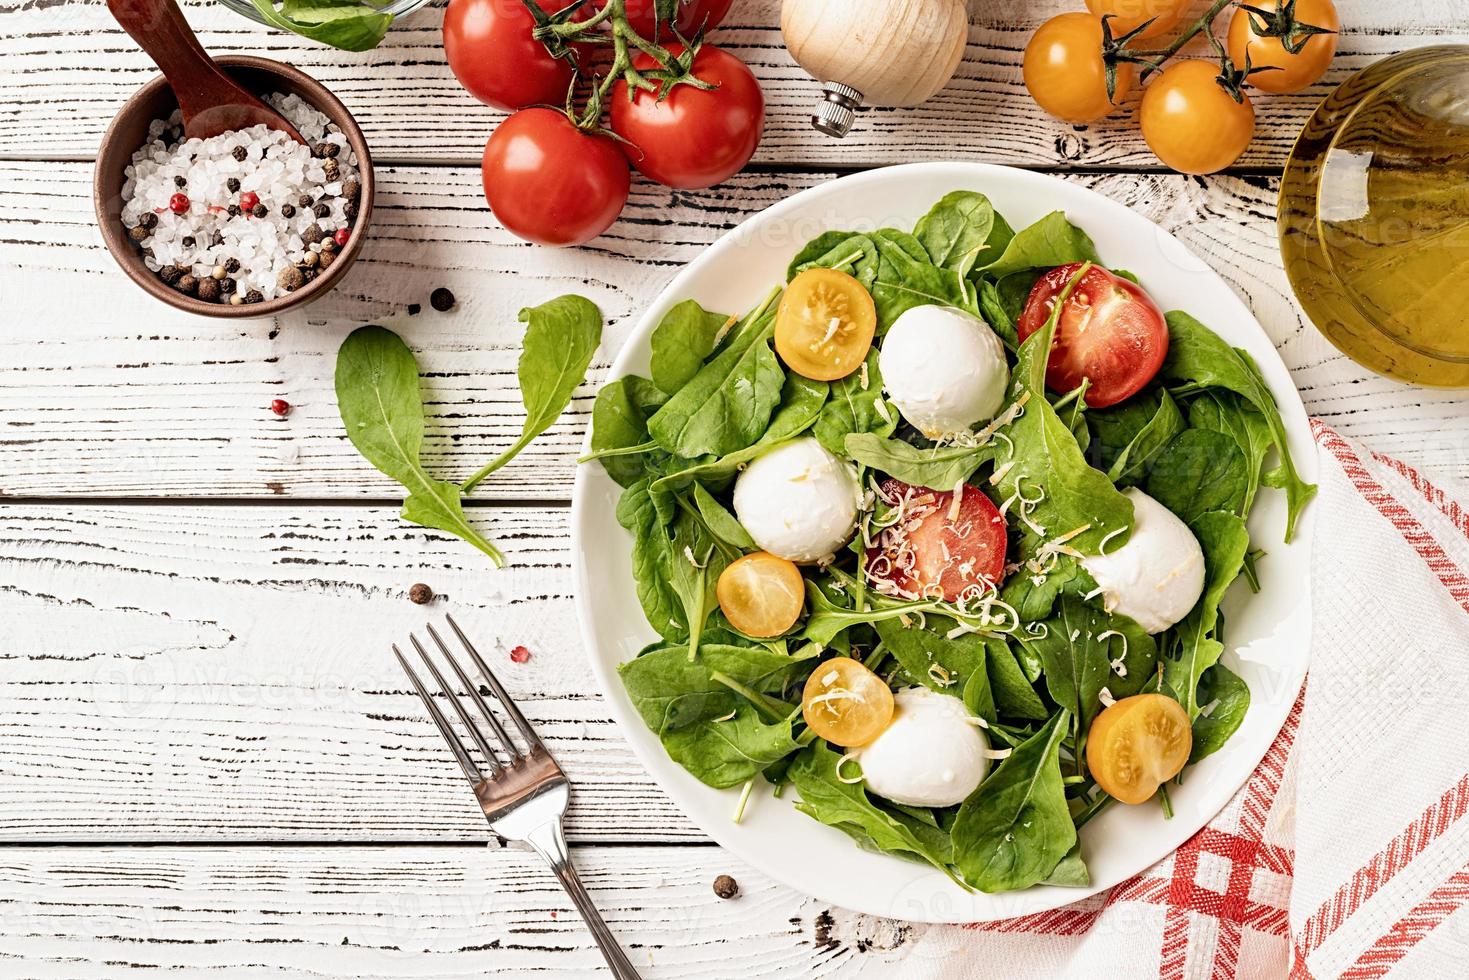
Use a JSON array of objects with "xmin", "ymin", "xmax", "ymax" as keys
[{"xmin": 219, "ymin": 0, "xmax": 429, "ymax": 51}]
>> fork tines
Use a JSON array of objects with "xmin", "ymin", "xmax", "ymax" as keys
[{"xmin": 394, "ymin": 613, "xmax": 546, "ymax": 784}]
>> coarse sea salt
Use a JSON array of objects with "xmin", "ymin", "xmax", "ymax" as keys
[{"xmin": 120, "ymin": 92, "xmax": 360, "ymax": 303}]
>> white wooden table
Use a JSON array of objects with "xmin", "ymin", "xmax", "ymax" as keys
[{"xmin": 3, "ymin": 1, "xmax": 1468, "ymax": 975}]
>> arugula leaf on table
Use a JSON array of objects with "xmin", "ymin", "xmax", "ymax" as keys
[
  {"xmin": 1163, "ymin": 511, "xmax": 1250, "ymax": 719},
  {"xmin": 647, "ymin": 290, "xmax": 785, "ymax": 458},
  {"xmin": 914, "ymin": 190, "xmax": 1015, "ymax": 277},
  {"xmin": 1159, "ymin": 311, "xmax": 1316, "ymax": 540},
  {"xmin": 952, "ymin": 711, "xmax": 1076, "ymax": 893},
  {"xmin": 250, "ymin": 0, "xmax": 393, "ymax": 52},
  {"xmin": 1019, "ymin": 598, "xmax": 1158, "ymax": 734},
  {"xmin": 1188, "ymin": 663, "xmax": 1251, "ymax": 763},
  {"xmin": 587, "ymin": 374, "xmax": 668, "ymax": 487},
  {"xmin": 335, "ymin": 325, "xmax": 504, "ymax": 564},
  {"xmin": 1145, "ymin": 429, "xmax": 1249, "ymax": 524},
  {"xmin": 844, "ymin": 433, "xmax": 995, "ymax": 488},
  {"xmin": 1188, "ymin": 391, "xmax": 1273, "ymax": 518},
  {"xmin": 650, "ymin": 299, "xmax": 731, "ymax": 395},
  {"xmin": 463, "ymin": 295, "xmax": 603, "ymax": 492},
  {"xmin": 814, "ymin": 350, "xmax": 895, "ymax": 456},
  {"xmin": 979, "ymin": 212, "xmax": 1102, "ymax": 279}
]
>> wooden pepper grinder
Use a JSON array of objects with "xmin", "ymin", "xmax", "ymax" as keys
[{"xmin": 781, "ymin": 0, "xmax": 970, "ymax": 138}]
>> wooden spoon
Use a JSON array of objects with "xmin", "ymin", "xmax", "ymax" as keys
[{"xmin": 107, "ymin": 0, "xmax": 305, "ymax": 144}]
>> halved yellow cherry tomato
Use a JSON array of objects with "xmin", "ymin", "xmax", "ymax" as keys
[
  {"xmin": 1024, "ymin": 13, "xmax": 1136, "ymax": 124},
  {"xmin": 801, "ymin": 657, "xmax": 895, "ymax": 748},
  {"xmin": 1227, "ymin": 0, "xmax": 1339, "ymax": 95},
  {"xmin": 775, "ymin": 268, "xmax": 877, "ymax": 382},
  {"xmin": 1085, "ymin": 0, "xmax": 1192, "ymax": 41},
  {"xmin": 1086, "ymin": 693, "xmax": 1194, "ymax": 805},
  {"xmin": 717, "ymin": 552, "xmax": 805, "ymax": 638}
]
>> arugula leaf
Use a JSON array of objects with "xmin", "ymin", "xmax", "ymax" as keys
[
  {"xmin": 1159, "ymin": 312, "xmax": 1316, "ymax": 540},
  {"xmin": 648, "ymin": 291, "xmax": 785, "ymax": 458},
  {"xmin": 250, "ymin": 0, "xmax": 393, "ymax": 52},
  {"xmin": 1189, "ymin": 663, "xmax": 1251, "ymax": 763},
  {"xmin": 1145, "ymin": 429, "xmax": 1249, "ymax": 524},
  {"xmin": 1092, "ymin": 389, "xmax": 1186, "ymax": 486},
  {"xmin": 589, "ymin": 374, "xmax": 668, "ymax": 487},
  {"xmin": 952, "ymin": 711, "xmax": 1076, "ymax": 893},
  {"xmin": 874, "ymin": 619, "xmax": 992, "ymax": 718},
  {"xmin": 814, "ymin": 350, "xmax": 895, "ymax": 456},
  {"xmin": 1163, "ymin": 511, "xmax": 1249, "ymax": 718},
  {"xmin": 985, "ymin": 638, "xmax": 1052, "ymax": 722},
  {"xmin": 464, "ymin": 295, "xmax": 603, "ymax": 492},
  {"xmin": 650, "ymin": 300, "xmax": 731, "ymax": 395},
  {"xmin": 802, "ymin": 581, "xmax": 943, "ymax": 648},
  {"xmin": 979, "ymin": 212, "xmax": 1101, "ymax": 279},
  {"xmin": 334, "ymin": 325, "xmax": 503, "ymax": 565},
  {"xmin": 790, "ymin": 743, "xmax": 960, "ymax": 880},
  {"xmin": 1188, "ymin": 391, "xmax": 1273, "ymax": 517},
  {"xmin": 1020, "ymin": 598, "xmax": 1158, "ymax": 733},
  {"xmin": 914, "ymin": 190, "xmax": 1014, "ymax": 277},
  {"xmin": 844, "ymin": 433, "xmax": 995, "ymax": 488}
]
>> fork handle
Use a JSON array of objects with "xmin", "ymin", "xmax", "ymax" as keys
[{"xmin": 524, "ymin": 821, "xmax": 643, "ymax": 980}]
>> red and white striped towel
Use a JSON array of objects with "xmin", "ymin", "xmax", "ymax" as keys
[{"xmin": 937, "ymin": 422, "xmax": 1469, "ymax": 979}]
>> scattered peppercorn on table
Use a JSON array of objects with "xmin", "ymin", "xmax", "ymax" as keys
[{"xmin": 2, "ymin": 1, "xmax": 1468, "ymax": 976}]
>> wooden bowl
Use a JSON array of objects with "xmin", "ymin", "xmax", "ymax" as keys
[{"xmin": 94, "ymin": 55, "xmax": 374, "ymax": 319}]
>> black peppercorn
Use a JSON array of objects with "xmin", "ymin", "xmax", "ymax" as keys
[
  {"xmin": 174, "ymin": 175, "xmax": 187, "ymax": 188},
  {"xmin": 196, "ymin": 277, "xmax": 221, "ymax": 302},
  {"xmin": 228, "ymin": 205, "xmax": 242, "ymax": 217},
  {"xmin": 280, "ymin": 203, "xmax": 296, "ymax": 218},
  {"xmin": 430, "ymin": 287, "xmax": 456, "ymax": 312},
  {"xmin": 302, "ymin": 223, "xmax": 324, "ymax": 245},
  {"xmin": 181, "ymin": 236, "xmax": 195, "ymax": 248},
  {"xmin": 343, "ymin": 176, "xmax": 361, "ymax": 201},
  {"xmin": 175, "ymin": 274, "xmax": 199, "ymax": 295},
  {"xmin": 343, "ymin": 199, "xmax": 358, "ymax": 221},
  {"xmin": 407, "ymin": 303, "xmax": 421, "ymax": 316},
  {"xmin": 244, "ymin": 289, "xmax": 264, "ymax": 304},
  {"xmin": 318, "ymin": 249, "xmax": 335, "ymax": 269},
  {"xmin": 220, "ymin": 277, "xmax": 236, "ymax": 295},
  {"xmin": 298, "ymin": 193, "xmax": 313, "ymax": 208},
  {"xmin": 232, "ymin": 145, "xmax": 248, "ymax": 162},
  {"xmin": 712, "ymin": 875, "xmax": 739, "ymax": 900},
  {"xmin": 140, "ymin": 212, "xmax": 158, "ymax": 230},
  {"xmin": 278, "ymin": 265, "xmax": 306, "ymax": 292},
  {"xmin": 227, "ymin": 177, "xmax": 241, "ymax": 193},
  {"xmin": 252, "ymin": 203, "xmax": 268, "ymax": 219},
  {"xmin": 314, "ymin": 141, "xmax": 340, "ymax": 159},
  {"xmin": 313, "ymin": 202, "xmax": 331, "ymax": 219},
  {"xmin": 211, "ymin": 230, "xmax": 224, "ymax": 247},
  {"xmin": 128, "ymin": 224, "xmax": 150, "ymax": 244},
  {"xmin": 322, "ymin": 158, "xmax": 340, "ymax": 182},
  {"xmin": 408, "ymin": 583, "xmax": 434, "ymax": 605},
  {"xmin": 225, "ymin": 258, "xmax": 241, "ymax": 274},
  {"xmin": 158, "ymin": 264, "xmax": 184, "ymax": 285}
]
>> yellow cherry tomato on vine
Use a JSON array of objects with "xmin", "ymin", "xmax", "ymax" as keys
[
  {"xmin": 716, "ymin": 552, "xmax": 805, "ymax": 638},
  {"xmin": 1086, "ymin": 693, "xmax": 1193, "ymax": 805},
  {"xmin": 775, "ymin": 268, "xmax": 877, "ymax": 382},
  {"xmin": 801, "ymin": 657, "xmax": 895, "ymax": 748},
  {"xmin": 1140, "ymin": 59, "xmax": 1256, "ymax": 174},
  {"xmin": 1227, "ymin": 0, "xmax": 1340, "ymax": 95},
  {"xmin": 1085, "ymin": 0, "xmax": 1194, "ymax": 41},
  {"xmin": 1024, "ymin": 13, "xmax": 1136, "ymax": 124}
]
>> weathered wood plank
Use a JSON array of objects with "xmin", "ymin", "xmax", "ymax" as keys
[
  {"xmin": 0, "ymin": 845, "xmax": 1000, "ymax": 978},
  {"xmin": 0, "ymin": 502, "xmax": 707, "ymax": 842},
  {"xmin": 0, "ymin": 0, "xmax": 1461, "ymax": 167},
  {"xmin": 5, "ymin": 162, "xmax": 1469, "ymax": 500}
]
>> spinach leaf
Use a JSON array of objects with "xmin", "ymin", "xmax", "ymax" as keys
[
  {"xmin": 790, "ymin": 743, "xmax": 958, "ymax": 880},
  {"xmin": 463, "ymin": 295, "xmax": 603, "ymax": 492},
  {"xmin": 1188, "ymin": 391, "xmax": 1273, "ymax": 517},
  {"xmin": 589, "ymin": 374, "xmax": 668, "ymax": 487},
  {"xmin": 619, "ymin": 643, "xmax": 810, "ymax": 734},
  {"xmin": 648, "ymin": 291, "xmax": 785, "ymax": 458},
  {"xmin": 874, "ymin": 619, "xmax": 992, "ymax": 718},
  {"xmin": 1160, "ymin": 312, "xmax": 1316, "ymax": 540},
  {"xmin": 663, "ymin": 702, "xmax": 802, "ymax": 789},
  {"xmin": 844, "ymin": 433, "xmax": 995, "ymax": 488},
  {"xmin": 650, "ymin": 299, "xmax": 730, "ymax": 395},
  {"xmin": 999, "ymin": 545, "xmax": 1094, "ymax": 622},
  {"xmin": 250, "ymin": 0, "xmax": 393, "ymax": 52},
  {"xmin": 952, "ymin": 711, "xmax": 1076, "ymax": 893},
  {"xmin": 651, "ymin": 373, "xmax": 828, "ymax": 492},
  {"xmin": 1163, "ymin": 511, "xmax": 1249, "ymax": 718},
  {"xmin": 977, "ymin": 278, "xmax": 1019, "ymax": 350},
  {"xmin": 1094, "ymin": 389, "xmax": 1186, "ymax": 486},
  {"xmin": 979, "ymin": 212, "xmax": 1101, "ymax": 279},
  {"xmin": 1189, "ymin": 663, "xmax": 1251, "ymax": 763},
  {"xmin": 618, "ymin": 482, "xmax": 727, "ymax": 654},
  {"xmin": 1045, "ymin": 843, "xmax": 1091, "ymax": 887},
  {"xmin": 692, "ymin": 482, "xmax": 755, "ymax": 552},
  {"xmin": 1020, "ymin": 598, "xmax": 1157, "ymax": 733},
  {"xmin": 788, "ymin": 231, "xmax": 872, "ymax": 283},
  {"xmin": 869, "ymin": 232, "xmax": 977, "ymax": 331},
  {"xmin": 914, "ymin": 191, "xmax": 1013, "ymax": 277},
  {"xmin": 814, "ymin": 350, "xmax": 896, "ymax": 456},
  {"xmin": 985, "ymin": 638, "xmax": 1052, "ymax": 722},
  {"xmin": 334, "ymin": 325, "xmax": 504, "ymax": 565},
  {"xmin": 1145, "ymin": 429, "xmax": 1249, "ymax": 524},
  {"xmin": 994, "ymin": 270, "xmax": 1134, "ymax": 556}
]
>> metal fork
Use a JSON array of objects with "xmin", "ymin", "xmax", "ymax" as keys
[{"xmin": 395, "ymin": 614, "xmax": 642, "ymax": 979}]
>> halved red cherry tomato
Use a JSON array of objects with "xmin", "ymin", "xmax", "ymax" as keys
[
  {"xmin": 444, "ymin": 0, "xmax": 582, "ymax": 112},
  {"xmin": 1016, "ymin": 264, "xmax": 1169, "ymax": 409},
  {"xmin": 866, "ymin": 479, "xmax": 1008, "ymax": 603}
]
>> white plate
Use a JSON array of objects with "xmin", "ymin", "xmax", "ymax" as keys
[{"xmin": 571, "ymin": 163, "xmax": 1316, "ymax": 923}]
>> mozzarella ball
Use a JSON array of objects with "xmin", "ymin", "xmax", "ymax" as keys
[
  {"xmin": 1080, "ymin": 488, "xmax": 1206, "ymax": 634},
  {"xmin": 856, "ymin": 687, "xmax": 990, "ymax": 808},
  {"xmin": 733, "ymin": 438, "xmax": 860, "ymax": 563},
  {"xmin": 879, "ymin": 305, "xmax": 1010, "ymax": 439}
]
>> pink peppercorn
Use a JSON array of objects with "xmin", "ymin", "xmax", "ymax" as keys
[
  {"xmin": 168, "ymin": 192, "xmax": 189, "ymax": 214},
  {"xmin": 334, "ymin": 227, "xmax": 350, "ymax": 247},
  {"xmin": 270, "ymin": 399, "xmax": 290, "ymax": 417},
  {"xmin": 239, "ymin": 191, "xmax": 259, "ymax": 212},
  {"xmin": 510, "ymin": 645, "xmax": 532, "ymax": 664}
]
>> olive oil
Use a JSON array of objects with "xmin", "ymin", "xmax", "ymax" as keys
[{"xmin": 1280, "ymin": 46, "xmax": 1469, "ymax": 386}]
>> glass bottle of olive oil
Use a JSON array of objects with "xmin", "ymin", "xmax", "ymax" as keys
[{"xmin": 1280, "ymin": 46, "xmax": 1469, "ymax": 387}]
